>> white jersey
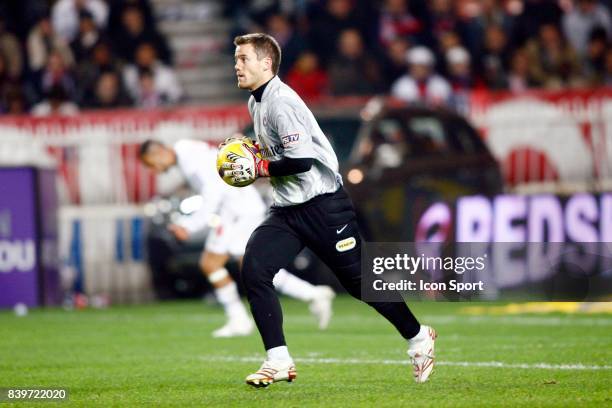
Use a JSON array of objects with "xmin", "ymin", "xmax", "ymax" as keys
[
  {"xmin": 249, "ymin": 76, "xmax": 342, "ymax": 206},
  {"xmin": 173, "ymin": 139, "xmax": 266, "ymax": 234}
]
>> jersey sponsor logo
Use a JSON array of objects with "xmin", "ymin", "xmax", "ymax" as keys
[
  {"xmin": 281, "ymin": 134, "xmax": 300, "ymax": 147},
  {"xmin": 335, "ymin": 237, "xmax": 356, "ymax": 252},
  {"xmin": 259, "ymin": 142, "xmax": 284, "ymax": 158}
]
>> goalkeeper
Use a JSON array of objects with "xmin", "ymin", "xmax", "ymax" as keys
[
  {"xmin": 221, "ymin": 33, "xmax": 437, "ymax": 387},
  {"xmin": 139, "ymin": 139, "xmax": 335, "ymax": 338}
]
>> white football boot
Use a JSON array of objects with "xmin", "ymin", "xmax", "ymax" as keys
[
  {"xmin": 407, "ymin": 325, "xmax": 437, "ymax": 383},
  {"xmin": 245, "ymin": 359, "xmax": 297, "ymax": 388},
  {"xmin": 212, "ymin": 315, "xmax": 254, "ymax": 338},
  {"xmin": 308, "ymin": 286, "xmax": 335, "ymax": 330}
]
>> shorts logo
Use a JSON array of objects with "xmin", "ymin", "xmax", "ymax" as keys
[
  {"xmin": 335, "ymin": 237, "xmax": 356, "ymax": 252},
  {"xmin": 281, "ymin": 134, "xmax": 300, "ymax": 147}
]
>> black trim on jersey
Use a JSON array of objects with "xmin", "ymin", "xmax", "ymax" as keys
[
  {"xmin": 251, "ymin": 77, "xmax": 274, "ymax": 102},
  {"xmin": 269, "ymin": 157, "xmax": 313, "ymax": 176}
]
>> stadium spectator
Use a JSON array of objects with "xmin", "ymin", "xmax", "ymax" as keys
[
  {"xmin": 463, "ymin": 0, "xmax": 514, "ymax": 58},
  {"xmin": 328, "ymin": 29, "xmax": 383, "ymax": 96},
  {"xmin": 107, "ymin": 0, "xmax": 157, "ymax": 36},
  {"xmin": 31, "ymin": 84, "xmax": 79, "ymax": 116},
  {"xmin": 27, "ymin": 13, "xmax": 74, "ymax": 72},
  {"xmin": 512, "ymin": 0, "xmax": 563, "ymax": 48},
  {"xmin": 285, "ymin": 51, "xmax": 328, "ymax": 102},
  {"xmin": 265, "ymin": 14, "xmax": 305, "ymax": 78},
  {"xmin": 113, "ymin": 5, "xmax": 172, "ymax": 65},
  {"xmin": 429, "ymin": 0, "xmax": 469, "ymax": 52},
  {"xmin": 468, "ymin": 0, "xmax": 514, "ymax": 35},
  {"xmin": 309, "ymin": 0, "xmax": 363, "ymax": 65},
  {"xmin": 507, "ymin": 48, "xmax": 540, "ymax": 92},
  {"xmin": 381, "ymin": 37, "xmax": 411, "ymax": 88},
  {"xmin": 34, "ymin": 50, "xmax": 77, "ymax": 103},
  {"xmin": 0, "ymin": 53, "xmax": 13, "ymax": 112},
  {"xmin": 525, "ymin": 23, "xmax": 583, "ymax": 89},
  {"xmin": 0, "ymin": 16, "xmax": 23, "ymax": 79},
  {"xmin": 378, "ymin": 0, "xmax": 428, "ymax": 48},
  {"xmin": 435, "ymin": 30, "xmax": 464, "ymax": 72},
  {"xmin": 479, "ymin": 24, "xmax": 512, "ymax": 90},
  {"xmin": 583, "ymin": 26, "xmax": 609, "ymax": 85},
  {"xmin": 70, "ymin": 10, "xmax": 104, "ymax": 63},
  {"xmin": 123, "ymin": 43, "xmax": 182, "ymax": 105},
  {"xmin": 3, "ymin": 85, "xmax": 27, "ymax": 115},
  {"xmin": 446, "ymin": 46, "xmax": 475, "ymax": 113},
  {"xmin": 52, "ymin": 0, "xmax": 109, "ymax": 42},
  {"xmin": 83, "ymin": 70, "xmax": 132, "ymax": 109},
  {"xmin": 133, "ymin": 67, "xmax": 162, "ymax": 108},
  {"xmin": 76, "ymin": 40, "xmax": 123, "ymax": 104},
  {"xmin": 391, "ymin": 46, "xmax": 451, "ymax": 106},
  {"xmin": 562, "ymin": 0, "xmax": 612, "ymax": 57}
]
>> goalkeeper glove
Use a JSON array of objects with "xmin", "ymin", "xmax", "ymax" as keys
[{"xmin": 221, "ymin": 146, "xmax": 270, "ymax": 185}]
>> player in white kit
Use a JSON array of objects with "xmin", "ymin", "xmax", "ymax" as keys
[{"xmin": 139, "ymin": 139, "xmax": 335, "ymax": 338}]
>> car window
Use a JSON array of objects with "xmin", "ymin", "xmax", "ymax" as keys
[
  {"xmin": 406, "ymin": 116, "xmax": 450, "ymax": 155},
  {"xmin": 447, "ymin": 118, "xmax": 483, "ymax": 154},
  {"xmin": 365, "ymin": 117, "xmax": 409, "ymax": 168}
]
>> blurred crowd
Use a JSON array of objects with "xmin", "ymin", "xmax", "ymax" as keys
[
  {"xmin": 2, "ymin": 0, "xmax": 612, "ymax": 117},
  {"xmin": 0, "ymin": 0, "xmax": 181, "ymax": 116},
  {"xmin": 226, "ymin": 0, "xmax": 612, "ymax": 111}
]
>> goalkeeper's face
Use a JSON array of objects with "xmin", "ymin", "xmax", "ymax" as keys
[{"xmin": 234, "ymin": 43, "xmax": 272, "ymax": 90}]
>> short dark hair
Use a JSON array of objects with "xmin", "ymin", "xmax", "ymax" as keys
[
  {"xmin": 139, "ymin": 139, "xmax": 163, "ymax": 157},
  {"xmin": 233, "ymin": 33, "xmax": 282, "ymax": 75}
]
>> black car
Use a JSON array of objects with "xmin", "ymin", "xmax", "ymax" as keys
[{"xmin": 340, "ymin": 100, "xmax": 503, "ymax": 241}]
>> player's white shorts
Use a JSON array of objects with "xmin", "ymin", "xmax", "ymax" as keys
[{"xmin": 205, "ymin": 212, "xmax": 263, "ymax": 257}]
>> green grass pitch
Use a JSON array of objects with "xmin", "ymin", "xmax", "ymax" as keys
[{"xmin": 1, "ymin": 297, "xmax": 610, "ymax": 407}]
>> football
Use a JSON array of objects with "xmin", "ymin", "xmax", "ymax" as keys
[{"xmin": 216, "ymin": 138, "xmax": 259, "ymax": 187}]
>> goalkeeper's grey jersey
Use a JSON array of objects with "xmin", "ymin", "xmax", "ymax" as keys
[{"xmin": 248, "ymin": 76, "xmax": 342, "ymax": 206}]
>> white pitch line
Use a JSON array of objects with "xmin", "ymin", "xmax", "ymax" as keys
[{"xmin": 200, "ymin": 355, "xmax": 612, "ymax": 371}]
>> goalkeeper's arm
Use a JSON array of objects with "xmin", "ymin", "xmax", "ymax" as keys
[{"xmin": 256, "ymin": 157, "xmax": 313, "ymax": 177}]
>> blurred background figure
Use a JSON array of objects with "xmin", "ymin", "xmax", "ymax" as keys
[
  {"xmin": 446, "ymin": 46, "xmax": 475, "ymax": 113},
  {"xmin": 583, "ymin": 26, "xmax": 609, "ymax": 85},
  {"xmin": 52, "ymin": 0, "xmax": 109, "ymax": 42},
  {"xmin": 479, "ymin": 24, "xmax": 511, "ymax": 90},
  {"xmin": 123, "ymin": 42, "xmax": 182, "ymax": 105},
  {"xmin": 391, "ymin": 46, "xmax": 451, "ymax": 106},
  {"xmin": 27, "ymin": 12, "xmax": 74, "ymax": 72},
  {"xmin": 34, "ymin": 50, "xmax": 77, "ymax": 103},
  {"xmin": 76, "ymin": 40, "xmax": 123, "ymax": 104},
  {"xmin": 113, "ymin": 4, "xmax": 171, "ymax": 65},
  {"xmin": 525, "ymin": 22, "xmax": 583, "ymax": 89},
  {"xmin": 381, "ymin": 37, "xmax": 411, "ymax": 89},
  {"xmin": 329, "ymin": 29, "xmax": 382, "ymax": 96},
  {"xmin": 378, "ymin": 0, "xmax": 427, "ymax": 48},
  {"xmin": 562, "ymin": 0, "xmax": 611, "ymax": 57},
  {"xmin": 309, "ymin": 0, "xmax": 362, "ymax": 66},
  {"xmin": 265, "ymin": 13, "xmax": 305, "ymax": 78},
  {"xmin": 31, "ymin": 84, "xmax": 79, "ymax": 116},
  {"xmin": 285, "ymin": 51, "xmax": 328, "ymax": 102},
  {"xmin": 0, "ymin": 15, "xmax": 23, "ymax": 80},
  {"xmin": 70, "ymin": 10, "xmax": 103, "ymax": 63},
  {"xmin": 507, "ymin": 48, "xmax": 539, "ymax": 92},
  {"xmin": 83, "ymin": 70, "xmax": 132, "ymax": 109}
]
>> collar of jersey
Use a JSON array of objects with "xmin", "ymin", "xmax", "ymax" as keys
[{"xmin": 251, "ymin": 76, "xmax": 278, "ymax": 102}]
